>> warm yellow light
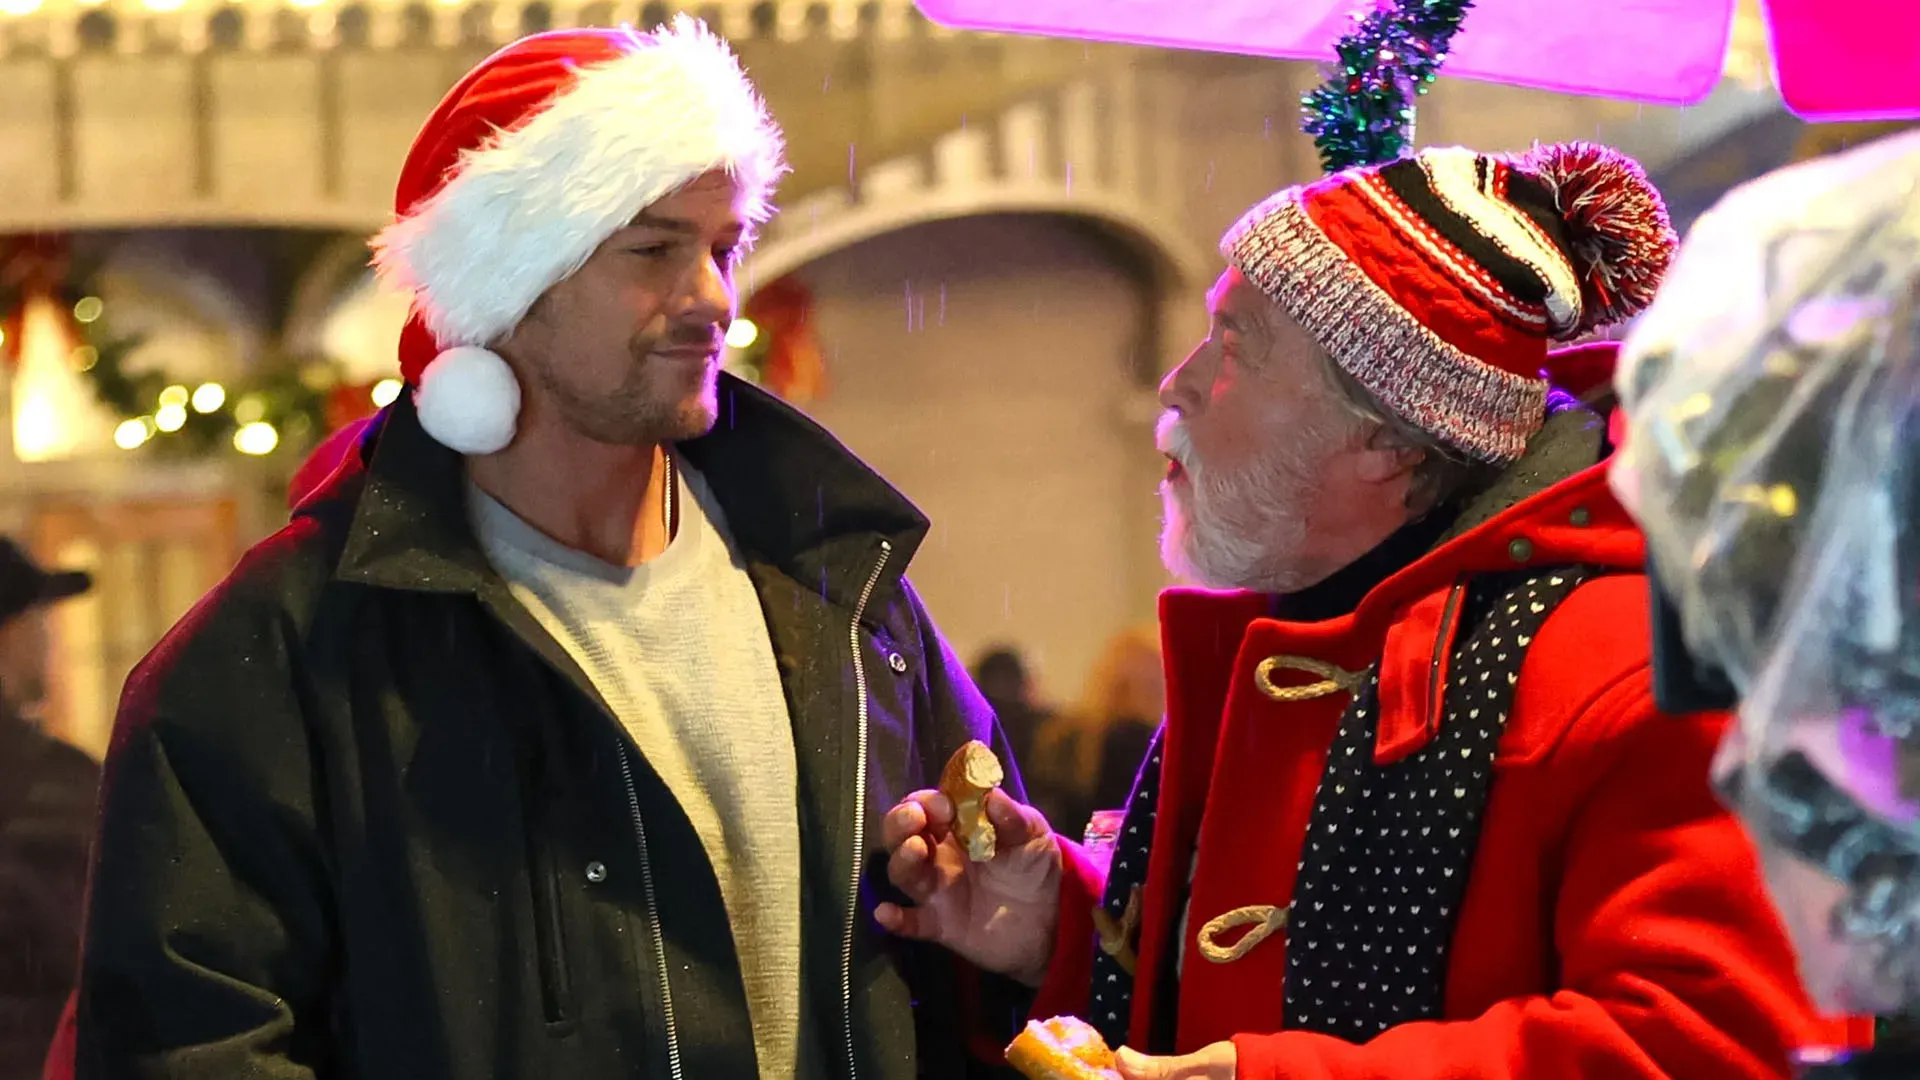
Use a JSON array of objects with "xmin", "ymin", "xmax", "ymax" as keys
[
  {"xmin": 13, "ymin": 401, "xmax": 62, "ymax": 460},
  {"xmin": 158, "ymin": 384, "xmax": 189, "ymax": 409},
  {"xmin": 142, "ymin": 0, "xmax": 186, "ymax": 12},
  {"xmin": 371, "ymin": 378, "xmax": 402, "ymax": 408},
  {"xmin": 191, "ymin": 382, "xmax": 226, "ymax": 413},
  {"xmin": 234, "ymin": 421, "xmax": 279, "ymax": 456},
  {"xmin": 71, "ymin": 296, "xmax": 103, "ymax": 324},
  {"xmin": 69, "ymin": 346, "xmax": 97, "ymax": 371},
  {"xmin": 154, "ymin": 403, "xmax": 188, "ymax": 433},
  {"xmin": 12, "ymin": 290, "xmax": 90, "ymax": 462},
  {"xmin": 0, "ymin": 328, "xmax": 6, "ymax": 349},
  {"xmin": 233, "ymin": 394, "xmax": 266, "ymax": 425},
  {"xmin": 724, "ymin": 318, "xmax": 759, "ymax": 350},
  {"xmin": 113, "ymin": 418, "xmax": 152, "ymax": 450},
  {"xmin": 0, "ymin": 0, "xmax": 44, "ymax": 16}
]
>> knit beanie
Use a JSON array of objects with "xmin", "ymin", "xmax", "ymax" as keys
[
  {"xmin": 1222, "ymin": 142, "xmax": 1677, "ymax": 463},
  {"xmin": 369, "ymin": 19, "xmax": 786, "ymax": 454}
]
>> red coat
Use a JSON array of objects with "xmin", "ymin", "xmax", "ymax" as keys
[{"xmin": 1031, "ymin": 359, "xmax": 1866, "ymax": 1078}]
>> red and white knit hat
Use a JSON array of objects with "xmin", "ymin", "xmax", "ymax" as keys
[
  {"xmin": 370, "ymin": 19, "xmax": 786, "ymax": 454},
  {"xmin": 1223, "ymin": 142, "xmax": 1677, "ymax": 463}
]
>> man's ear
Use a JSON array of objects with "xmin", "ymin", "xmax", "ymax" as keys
[{"xmin": 1353, "ymin": 424, "xmax": 1424, "ymax": 485}]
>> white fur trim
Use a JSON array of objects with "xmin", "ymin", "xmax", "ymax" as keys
[
  {"xmin": 414, "ymin": 346, "xmax": 522, "ymax": 454},
  {"xmin": 1419, "ymin": 148, "xmax": 1584, "ymax": 331},
  {"xmin": 370, "ymin": 17, "xmax": 786, "ymax": 351}
]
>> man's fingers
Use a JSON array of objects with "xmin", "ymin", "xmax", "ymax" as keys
[
  {"xmin": 880, "ymin": 798, "xmax": 929, "ymax": 850},
  {"xmin": 986, "ymin": 789, "xmax": 1052, "ymax": 850},
  {"xmin": 874, "ymin": 900, "xmax": 945, "ymax": 943},
  {"xmin": 920, "ymin": 791, "xmax": 955, "ymax": 833},
  {"xmin": 886, "ymin": 835, "xmax": 941, "ymax": 902},
  {"xmin": 1113, "ymin": 1046, "xmax": 1167, "ymax": 1080},
  {"xmin": 1113, "ymin": 1043, "xmax": 1235, "ymax": 1080}
]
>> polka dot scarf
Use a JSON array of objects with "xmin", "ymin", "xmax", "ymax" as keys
[
  {"xmin": 1282, "ymin": 567, "xmax": 1594, "ymax": 1039},
  {"xmin": 1090, "ymin": 727, "xmax": 1164, "ymax": 1049}
]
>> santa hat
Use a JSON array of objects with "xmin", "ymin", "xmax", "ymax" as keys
[
  {"xmin": 370, "ymin": 19, "xmax": 786, "ymax": 454},
  {"xmin": 1223, "ymin": 142, "xmax": 1677, "ymax": 463}
]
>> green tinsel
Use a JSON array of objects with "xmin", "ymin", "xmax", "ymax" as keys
[{"xmin": 1301, "ymin": 0, "xmax": 1475, "ymax": 174}]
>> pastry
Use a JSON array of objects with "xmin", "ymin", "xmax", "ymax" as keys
[
  {"xmin": 1005, "ymin": 1016, "xmax": 1120, "ymax": 1080},
  {"xmin": 939, "ymin": 739, "xmax": 1004, "ymax": 862}
]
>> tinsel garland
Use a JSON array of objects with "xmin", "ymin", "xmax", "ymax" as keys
[{"xmin": 1301, "ymin": 0, "xmax": 1475, "ymax": 173}]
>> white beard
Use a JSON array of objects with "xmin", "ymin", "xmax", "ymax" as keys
[{"xmin": 1156, "ymin": 411, "xmax": 1325, "ymax": 593}]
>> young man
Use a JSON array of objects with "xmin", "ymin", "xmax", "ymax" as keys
[
  {"xmin": 73, "ymin": 22, "xmax": 1024, "ymax": 1080},
  {"xmin": 879, "ymin": 143, "xmax": 1856, "ymax": 1078}
]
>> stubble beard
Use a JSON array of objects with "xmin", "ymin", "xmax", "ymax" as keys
[{"xmin": 535, "ymin": 343, "xmax": 720, "ymax": 448}]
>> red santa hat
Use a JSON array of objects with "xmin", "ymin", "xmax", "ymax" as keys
[
  {"xmin": 1223, "ymin": 142, "xmax": 1677, "ymax": 463},
  {"xmin": 370, "ymin": 18, "xmax": 786, "ymax": 454}
]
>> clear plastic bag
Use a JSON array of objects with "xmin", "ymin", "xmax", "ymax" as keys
[{"xmin": 1611, "ymin": 129, "xmax": 1920, "ymax": 1014}]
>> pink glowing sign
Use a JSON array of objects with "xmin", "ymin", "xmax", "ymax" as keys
[{"xmin": 913, "ymin": 0, "xmax": 1920, "ymax": 120}]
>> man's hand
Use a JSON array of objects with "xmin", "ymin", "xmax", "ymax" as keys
[
  {"xmin": 1114, "ymin": 1042, "xmax": 1237, "ymax": 1080},
  {"xmin": 874, "ymin": 788, "xmax": 1062, "ymax": 985}
]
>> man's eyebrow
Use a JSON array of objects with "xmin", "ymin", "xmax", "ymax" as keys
[
  {"xmin": 626, "ymin": 214, "xmax": 701, "ymax": 234},
  {"xmin": 625, "ymin": 214, "xmax": 746, "ymax": 236}
]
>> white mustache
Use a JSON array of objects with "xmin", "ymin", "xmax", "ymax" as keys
[{"xmin": 1156, "ymin": 411, "xmax": 1194, "ymax": 472}]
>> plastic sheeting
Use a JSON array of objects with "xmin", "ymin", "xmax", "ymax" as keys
[{"xmin": 1612, "ymin": 129, "xmax": 1920, "ymax": 1012}]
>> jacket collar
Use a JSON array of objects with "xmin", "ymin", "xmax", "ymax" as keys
[{"xmin": 321, "ymin": 373, "xmax": 930, "ymax": 616}]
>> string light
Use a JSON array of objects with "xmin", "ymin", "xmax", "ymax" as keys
[
  {"xmin": 191, "ymin": 382, "xmax": 226, "ymax": 413},
  {"xmin": 233, "ymin": 394, "xmax": 267, "ymax": 425},
  {"xmin": 725, "ymin": 319, "xmax": 759, "ymax": 350},
  {"xmin": 0, "ymin": 0, "xmax": 43, "ymax": 16},
  {"xmin": 158, "ymin": 384, "xmax": 189, "ymax": 409},
  {"xmin": 371, "ymin": 378, "xmax": 402, "ymax": 407},
  {"xmin": 154, "ymin": 403, "xmax": 188, "ymax": 433},
  {"xmin": 71, "ymin": 297, "xmax": 103, "ymax": 324},
  {"xmin": 114, "ymin": 418, "xmax": 153, "ymax": 450},
  {"xmin": 233, "ymin": 422, "xmax": 279, "ymax": 456}
]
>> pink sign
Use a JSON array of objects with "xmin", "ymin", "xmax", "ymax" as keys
[
  {"xmin": 1767, "ymin": 0, "xmax": 1920, "ymax": 121},
  {"xmin": 913, "ymin": 0, "xmax": 1920, "ymax": 119}
]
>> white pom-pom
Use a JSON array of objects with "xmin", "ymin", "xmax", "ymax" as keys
[{"xmin": 413, "ymin": 346, "xmax": 521, "ymax": 455}]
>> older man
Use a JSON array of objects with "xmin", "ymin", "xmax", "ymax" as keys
[
  {"xmin": 880, "ymin": 142, "xmax": 1856, "ymax": 1079},
  {"xmin": 71, "ymin": 21, "xmax": 1025, "ymax": 1080}
]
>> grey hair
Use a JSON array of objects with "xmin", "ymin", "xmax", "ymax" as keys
[{"xmin": 1314, "ymin": 351, "xmax": 1502, "ymax": 516}]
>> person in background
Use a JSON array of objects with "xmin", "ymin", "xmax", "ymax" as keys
[
  {"xmin": 973, "ymin": 645, "xmax": 1049, "ymax": 773},
  {"xmin": 1026, "ymin": 627, "xmax": 1163, "ymax": 841},
  {"xmin": 0, "ymin": 540, "xmax": 95, "ymax": 1080}
]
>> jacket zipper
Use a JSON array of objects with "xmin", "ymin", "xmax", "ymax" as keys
[
  {"xmin": 842, "ymin": 539, "xmax": 893, "ymax": 1080},
  {"xmin": 619, "ymin": 751, "xmax": 685, "ymax": 1080}
]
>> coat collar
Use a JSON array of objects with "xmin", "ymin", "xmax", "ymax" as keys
[{"xmin": 320, "ymin": 373, "xmax": 930, "ymax": 617}]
